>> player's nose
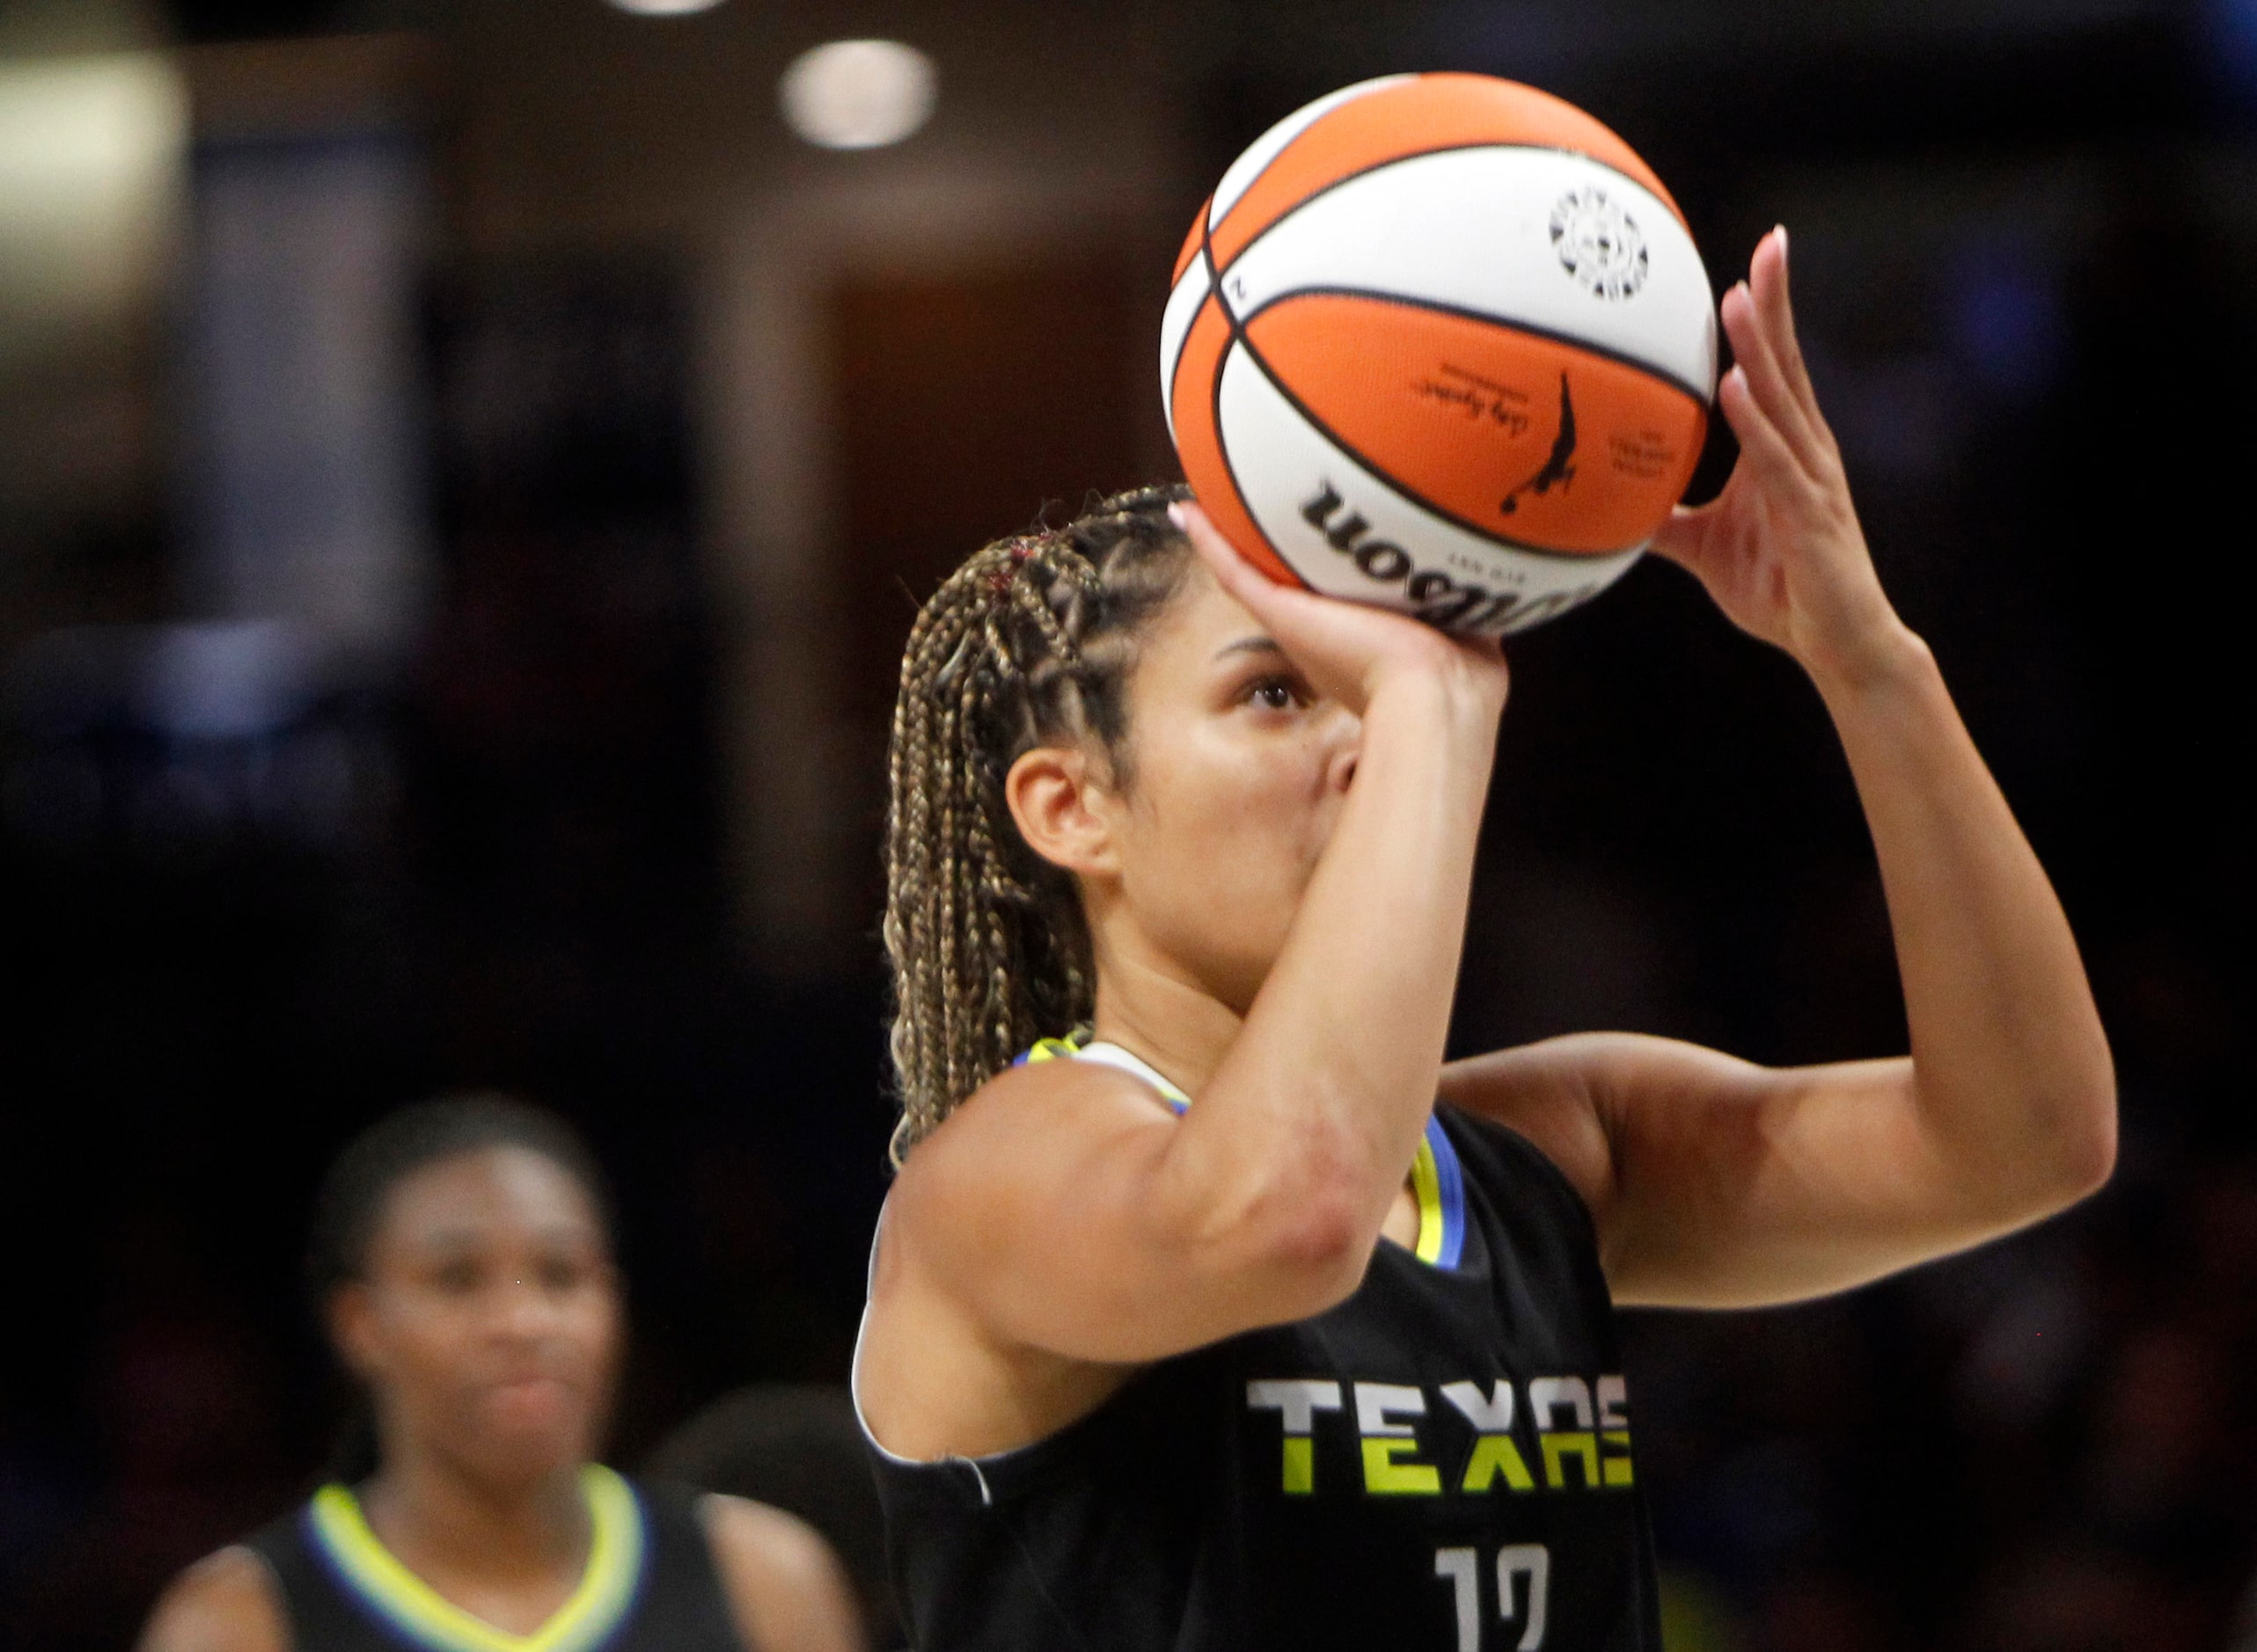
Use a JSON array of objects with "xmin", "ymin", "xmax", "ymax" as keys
[{"xmin": 1324, "ymin": 709, "xmax": 1361, "ymax": 794}]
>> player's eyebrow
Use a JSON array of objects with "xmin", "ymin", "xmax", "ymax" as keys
[{"xmin": 1214, "ymin": 635, "xmax": 1286, "ymax": 661}]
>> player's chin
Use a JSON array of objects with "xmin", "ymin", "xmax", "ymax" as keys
[
  {"xmin": 479, "ymin": 1372, "xmax": 583, "ymax": 1435},
  {"xmin": 443, "ymin": 1415, "xmax": 590, "ymax": 1490},
  {"xmin": 1213, "ymin": 906, "xmax": 1306, "ymax": 1012},
  {"xmin": 454, "ymin": 1368, "xmax": 599, "ymax": 1457}
]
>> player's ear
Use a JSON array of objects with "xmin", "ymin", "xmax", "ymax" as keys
[
  {"xmin": 328, "ymin": 1283, "xmax": 383, "ymax": 1381},
  {"xmin": 1006, "ymin": 743, "xmax": 1121, "ymax": 880}
]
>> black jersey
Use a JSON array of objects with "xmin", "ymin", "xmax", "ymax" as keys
[
  {"xmin": 861, "ymin": 1041, "xmax": 1660, "ymax": 1652},
  {"xmin": 241, "ymin": 1466, "xmax": 748, "ymax": 1652}
]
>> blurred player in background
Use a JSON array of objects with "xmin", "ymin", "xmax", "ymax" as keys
[
  {"xmin": 139, "ymin": 1096, "xmax": 864, "ymax": 1652},
  {"xmin": 854, "ymin": 230, "xmax": 2117, "ymax": 1649}
]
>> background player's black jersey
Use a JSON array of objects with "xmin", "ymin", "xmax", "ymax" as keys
[
  {"xmin": 242, "ymin": 1467, "xmax": 749, "ymax": 1652},
  {"xmin": 862, "ymin": 1054, "xmax": 1661, "ymax": 1652}
]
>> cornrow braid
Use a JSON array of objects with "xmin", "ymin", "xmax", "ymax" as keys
[{"xmin": 883, "ymin": 483, "xmax": 1195, "ymax": 1163}]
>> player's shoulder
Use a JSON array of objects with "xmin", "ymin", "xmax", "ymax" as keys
[
  {"xmin": 1439, "ymin": 1032, "xmax": 1638, "ymax": 1217},
  {"xmin": 137, "ymin": 1545, "xmax": 289, "ymax": 1652},
  {"xmin": 1440, "ymin": 1030, "xmax": 1773, "ymax": 1220},
  {"xmin": 895, "ymin": 1048, "xmax": 1177, "ymax": 1200},
  {"xmin": 700, "ymin": 1492, "xmax": 837, "ymax": 1585},
  {"xmin": 699, "ymin": 1494, "xmax": 864, "ymax": 1652}
]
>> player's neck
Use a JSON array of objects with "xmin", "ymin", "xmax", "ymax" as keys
[
  {"xmin": 1087, "ymin": 934, "xmax": 1246, "ymax": 1101},
  {"xmin": 360, "ymin": 1449, "xmax": 590, "ymax": 1584}
]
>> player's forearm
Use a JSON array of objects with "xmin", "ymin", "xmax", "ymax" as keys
[
  {"xmin": 1814, "ymin": 625, "xmax": 2115, "ymax": 1211},
  {"xmin": 1173, "ymin": 673, "xmax": 1498, "ymax": 1270}
]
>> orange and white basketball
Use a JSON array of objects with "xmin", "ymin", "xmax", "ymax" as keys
[{"xmin": 1163, "ymin": 73, "xmax": 1717, "ymax": 634}]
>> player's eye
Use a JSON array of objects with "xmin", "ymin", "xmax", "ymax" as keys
[
  {"xmin": 537, "ymin": 1252, "xmax": 588, "ymax": 1292},
  {"xmin": 432, "ymin": 1258, "xmax": 480, "ymax": 1293},
  {"xmin": 1244, "ymin": 676, "xmax": 1301, "ymax": 712}
]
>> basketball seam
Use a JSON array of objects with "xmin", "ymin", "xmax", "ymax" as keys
[
  {"xmin": 1205, "ymin": 77, "xmax": 1414, "ymax": 230},
  {"xmin": 1237, "ymin": 283, "xmax": 1714, "ymax": 406},
  {"xmin": 1210, "ymin": 328, "xmax": 1314, "ymax": 591},
  {"xmin": 1204, "ymin": 214, "xmax": 1636, "ymax": 565},
  {"xmin": 1162, "ymin": 261, "xmax": 1208, "ymax": 445},
  {"xmin": 1196, "ymin": 228, "xmax": 1312, "ymax": 590},
  {"xmin": 1211, "ymin": 139, "xmax": 1688, "ymax": 281}
]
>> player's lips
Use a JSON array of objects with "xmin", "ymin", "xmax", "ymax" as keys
[{"xmin": 479, "ymin": 1373, "xmax": 580, "ymax": 1429}]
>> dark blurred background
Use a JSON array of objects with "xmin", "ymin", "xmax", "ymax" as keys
[{"xmin": 4, "ymin": 0, "xmax": 2254, "ymax": 1647}]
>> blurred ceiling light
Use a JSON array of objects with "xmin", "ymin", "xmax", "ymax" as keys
[
  {"xmin": 605, "ymin": 0, "xmax": 727, "ymax": 15},
  {"xmin": 0, "ymin": 54, "xmax": 186, "ymax": 364},
  {"xmin": 779, "ymin": 40, "xmax": 936, "ymax": 150}
]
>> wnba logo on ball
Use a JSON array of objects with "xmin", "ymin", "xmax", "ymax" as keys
[{"xmin": 1549, "ymin": 186, "xmax": 1649, "ymax": 301}]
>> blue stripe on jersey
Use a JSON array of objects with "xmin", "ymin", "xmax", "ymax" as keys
[{"xmin": 1424, "ymin": 1115, "xmax": 1467, "ymax": 1269}]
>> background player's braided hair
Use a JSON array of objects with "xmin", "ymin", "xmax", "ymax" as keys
[{"xmin": 884, "ymin": 483, "xmax": 1193, "ymax": 1163}]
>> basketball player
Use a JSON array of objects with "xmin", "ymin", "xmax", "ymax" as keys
[
  {"xmin": 855, "ymin": 229, "xmax": 2115, "ymax": 1649},
  {"xmin": 139, "ymin": 1098, "xmax": 864, "ymax": 1652}
]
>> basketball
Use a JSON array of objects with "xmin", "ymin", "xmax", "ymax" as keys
[{"xmin": 1162, "ymin": 73, "xmax": 1718, "ymax": 634}]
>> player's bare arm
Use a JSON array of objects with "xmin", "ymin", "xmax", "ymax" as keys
[
  {"xmin": 136, "ymin": 1548, "xmax": 289, "ymax": 1652},
  {"xmin": 1447, "ymin": 226, "xmax": 2116, "ymax": 1307},
  {"xmin": 702, "ymin": 1494, "xmax": 866, "ymax": 1652},
  {"xmin": 862, "ymin": 523, "xmax": 1506, "ymax": 1456}
]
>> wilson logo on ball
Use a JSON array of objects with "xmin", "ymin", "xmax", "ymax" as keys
[
  {"xmin": 1161, "ymin": 72, "xmax": 1717, "ymax": 635},
  {"xmin": 1300, "ymin": 481, "xmax": 1602, "ymax": 634}
]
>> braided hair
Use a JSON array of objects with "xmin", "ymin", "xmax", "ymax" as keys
[{"xmin": 883, "ymin": 483, "xmax": 1196, "ymax": 1163}]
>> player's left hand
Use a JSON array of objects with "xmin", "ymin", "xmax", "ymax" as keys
[{"xmin": 1651, "ymin": 227, "xmax": 1912, "ymax": 685}]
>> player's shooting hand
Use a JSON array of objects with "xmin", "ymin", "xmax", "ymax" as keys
[
  {"xmin": 1651, "ymin": 227, "xmax": 1916, "ymax": 689},
  {"xmin": 1171, "ymin": 500, "xmax": 1509, "ymax": 722}
]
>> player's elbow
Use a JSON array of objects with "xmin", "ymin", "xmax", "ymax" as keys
[
  {"xmin": 1263, "ymin": 1189, "xmax": 1372, "ymax": 1316},
  {"xmin": 1997, "ymin": 1066, "xmax": 2117, "ymax": 1223},
  {"xmin": 1220, "ymin": 1134, "xmax": 1381, "ymax": 1319},
  {"xmin": 2047, "ymin": 1068, "xmax": 2118, "ymax": 1206},
  {"xmin": 1928, "ymin": 1063, "xmax": 2117, "ymax": 1233}
]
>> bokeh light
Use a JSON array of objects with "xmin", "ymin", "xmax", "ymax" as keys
[
  {"xmin": 604, "ymin": 0, "xmax": 727, "ymax": 17},
  {"xmin": 778, "ymin": 40, "xmax": 937, "ymax": 150}
]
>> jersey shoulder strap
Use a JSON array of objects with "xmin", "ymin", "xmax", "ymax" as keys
[
  {"xmin": 239, "ymin": 1504, "xmax": 369, "ymax": 1650},
  {"xmin": 1017, "ymin": 1028, "xmax": 1190, "ymax": 1110},
  {"xmin": 624, "ymin": 1482, "xmax": 753, "ymax": 1651},
  {"xmin": 1022, "ymin": 1033, "xmax": 1469, "ymax": 1266}
]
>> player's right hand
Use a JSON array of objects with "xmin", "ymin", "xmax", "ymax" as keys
[{"xmin": 1170, "ymin": 500, "xmax": 1510, "ymax": 724}]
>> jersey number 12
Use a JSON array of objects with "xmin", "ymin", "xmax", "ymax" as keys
[{"xmin": 1434, "ymin": 1544, "xmax": 1549, "ymax": 1651}]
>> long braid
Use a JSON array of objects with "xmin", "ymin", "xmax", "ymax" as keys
[{"xmin": 883, "ymin": 485, "xmax": 1194, "ymax": 1163}]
